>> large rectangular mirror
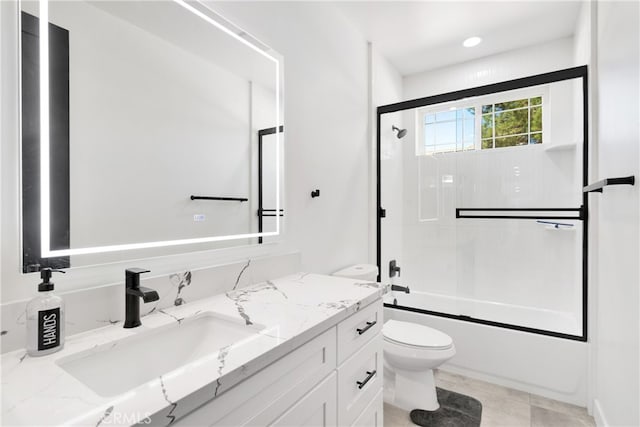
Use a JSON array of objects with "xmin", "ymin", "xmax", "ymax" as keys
[{"xmin": 20, "ymin": 0, "xmax": 283, "ymax": 271}]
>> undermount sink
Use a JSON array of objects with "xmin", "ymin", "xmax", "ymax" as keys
[{"xmin": 56, "ymin": 312, "xmax": 264, "ymax": 397}]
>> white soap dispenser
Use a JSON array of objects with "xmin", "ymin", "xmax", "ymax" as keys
[{"xmin": 26, "ymin": 268, "xmax": 66, "ymax": 356}]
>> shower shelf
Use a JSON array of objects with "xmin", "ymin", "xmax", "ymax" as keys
[
  {"xmin": 544, "ymin": 142, "xmax": 577, "ymax": 152},
  {"xmin": 536, "ymin": 220, "xmax": 575, "ymax": 231},
  {"xmin": 190, "ymin": 195, "xmax": 248, "ymax": 202}
]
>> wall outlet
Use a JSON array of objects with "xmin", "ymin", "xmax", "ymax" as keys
[{"xmin": 193, "ymin": 214, "xmax": 206, "ymax": 222}]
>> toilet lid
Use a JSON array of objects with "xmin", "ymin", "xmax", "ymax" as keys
[{"xmin": 383, "ymin": 320, "xmax": 453, "ymax": 349}]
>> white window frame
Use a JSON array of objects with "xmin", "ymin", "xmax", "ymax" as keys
[{"xmin": 415, "ymin": 85, "xmax": 550, "ymax": 156}]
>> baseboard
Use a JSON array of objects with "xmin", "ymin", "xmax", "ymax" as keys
[
  {"xmin": 592, "ymin": 399, "xmax": 609, "ymax": 427},
  {"xmin": 439, "ymin": 365, "xmax": 587, "ymax": 408}
]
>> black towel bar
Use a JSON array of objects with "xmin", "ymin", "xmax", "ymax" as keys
[
  {"xmin": 583, "ymin": 176, "xmax": 635, "ymax": 193},
  {"xmin": 190, "ymin": 196, "xmax": 248, "ymax": 202}
]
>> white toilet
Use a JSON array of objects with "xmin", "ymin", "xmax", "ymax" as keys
[
  {"xmin": 383, "ymin": 319, "xmax": 455, "ymax": 411},
  {"xmin": 333, "ymin": 264, "xmax": 456, "ymax": 412}
]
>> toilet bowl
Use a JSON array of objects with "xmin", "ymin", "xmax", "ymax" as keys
[
  {"xmin": 332, "ymin": 265, "xmax": 456, "ymax": 412},
  {"xmin": 383, "ymin": 319, "xmax": 456, "ymax": 411}
]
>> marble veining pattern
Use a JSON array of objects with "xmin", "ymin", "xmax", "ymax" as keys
[
  {"xmin": 169, "ymin": 271, "xmax": 192, "ymax": 306},
  {"xmin": 159, "ymin": 376, "xmax": 178, "ymax": 425},
  {"xmin": 232, "ymin": 259, "xmax": 251, "ymax": 291},
  {"xmin": 0, "ymin": 253, "xmax": 301, "ymax": 354},
  {"xmin": 1, "ymin": 273, "xmax": 384, "ymax": 426}
]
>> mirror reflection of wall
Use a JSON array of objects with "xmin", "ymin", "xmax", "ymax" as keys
[{"xmin": 20, "ymin": 1, "xmax": 283, "ymax": 271}]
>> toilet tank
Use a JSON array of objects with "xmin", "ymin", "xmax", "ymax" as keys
[{"xmin": 332, "ymin": 264, "xmax": 378, "ymax": 282}]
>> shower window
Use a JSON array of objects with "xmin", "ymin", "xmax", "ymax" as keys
[
  {"xmin": 419, "ymin": 107, "xmax": 475, "ymax": 154},
  {"xmin": 481, "ymin": 96, "xmax": 544, "ymax": 149},
  {"xmin": 417, "ymin": 89, "xmax": 546, "ymax": 156}
]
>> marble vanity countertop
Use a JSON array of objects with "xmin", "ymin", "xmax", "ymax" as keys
[{"xmin": 1, "ymin": 273, "xmax": 385, "ymax": 426}]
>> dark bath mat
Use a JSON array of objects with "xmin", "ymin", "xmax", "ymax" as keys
[{"xmin": 409, "ymin": 387, "xmax": 482, "ymax": 427}]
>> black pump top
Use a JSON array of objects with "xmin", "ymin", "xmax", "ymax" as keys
[{"xmin": 38, "ymin": 268, "xmax": 65, "ymax": 292}]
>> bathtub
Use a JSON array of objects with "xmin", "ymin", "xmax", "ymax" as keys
[
  {"xmin": 383, "ymin": 290, "xmax": 589, "ymax": 406},
  {"xmin": 385, "ymin": 290, "xmax": 581, "ymax": 336}
]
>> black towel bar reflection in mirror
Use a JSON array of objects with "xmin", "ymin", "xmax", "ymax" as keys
[
  {"xmin": 258, "ymin": 209, "xmax": 284, "ymax": 217},
  {"xmin": 190, "ymin": 195, "xmax": 248, "ymax": 202},
  {"xmin": 583, "ymin": 176, "xmax": 635, "ymax": 193}
]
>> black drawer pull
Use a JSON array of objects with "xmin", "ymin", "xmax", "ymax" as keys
[
  {"xmin": 356, "ymin": 370, "xmax": 377, "ymax": 389},
  {"xmin": 356, "ymin": 321, "xmax": 377, "ymax": 335}
]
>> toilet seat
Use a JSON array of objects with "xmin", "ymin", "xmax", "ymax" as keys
[{"xmin": 383, "ymin": 319, "xmax": 453, "ymax": 350}]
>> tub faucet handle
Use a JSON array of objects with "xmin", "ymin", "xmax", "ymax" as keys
[{"xmin": 389, "ymin": 260, "xmax": 401, "ymax": 278}]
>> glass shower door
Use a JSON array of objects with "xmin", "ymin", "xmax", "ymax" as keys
[{"xmin": 379, "ymin": 69, "xmax": 587, "ymax": 340}]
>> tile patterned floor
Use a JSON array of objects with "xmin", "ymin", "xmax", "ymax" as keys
[{"xmin": 384, "ymin": 370, "xmax": 596, "ymax": 427}]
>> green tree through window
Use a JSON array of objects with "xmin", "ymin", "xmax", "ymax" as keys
[{"xmin": 481, "ymin": 96, "xmax": 543, "ymax": 149}]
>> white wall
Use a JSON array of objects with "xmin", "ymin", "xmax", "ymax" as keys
[
  {"xmin": 207, "ymin": 2, "xmax": 373, "ymax": 276},
  {"xmin": 592, "ymin": 1, "xmax": 640, "ymax": 425},
  {"xmin": 572, "ymin": 0, "xmax": 598, "ymax": 416},
  {"xmin": 573, "ymin": 1, "xmax": 592, "ymax": 68},
  {"xmin": 404, "ymin": 37, "xmax": 576, "ymax": 100},
  {"xmin": 0, "ymin": 0, "xmax": 5, "ymax": 308}
]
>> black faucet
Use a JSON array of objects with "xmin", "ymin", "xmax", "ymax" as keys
[
  {"xmin": 124, "ymin": 268, "xmax": 159, "ymax": 328},
  {"xmin": 391, "ymin": 284, "xmax": 410, "ymax": 294}
]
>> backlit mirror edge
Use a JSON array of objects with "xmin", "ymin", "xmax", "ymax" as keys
[{"xmin": 33, "ymin": 0, "xmax": 283, "ymax": 259}]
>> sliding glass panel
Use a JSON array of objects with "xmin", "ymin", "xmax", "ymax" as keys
[
  {"xmin": 379, "ymin": 71, "xmax": 586, "ymax": 339},
  {"xmin": 455, "ymin": 218, "xmax": 583, "ymax": 336}
]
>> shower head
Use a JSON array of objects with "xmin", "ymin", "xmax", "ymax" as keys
[{"xmin": 392, "ymin": 125, "xmax": 407, "ymax": 139}]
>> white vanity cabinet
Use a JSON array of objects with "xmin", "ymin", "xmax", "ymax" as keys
[
  {"xmin": 174, "ymin": 299, "xmax": 383, "ymax": 427},
  {"xmin": 271, "ymin": 373, "xmax": 338, "ymax": 427},
  {"xmin": 336, "ymin": 301, "xmax": 384, "ymax": 426}
]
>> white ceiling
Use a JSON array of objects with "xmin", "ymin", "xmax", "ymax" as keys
[{"xmin": 333, "ymin": 1, "xmax": 583, "ymax": 76}]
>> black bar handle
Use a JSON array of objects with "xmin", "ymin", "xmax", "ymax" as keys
[
  {"xmin": 583, "ymin": 176, "xmax": 635, "ymax": 193},
  {"xmin": 356, "ymin": 320, "xmax": 377, "ymax": 335},
  {"xmin": 191, "ymin": 195, "xmax": 248, "ymax": 202},
  {"xmin": 456, "ymin": 207, "xmax": 584, "ymax": 220},
  {"xmin": 356, "ymin": 370, "xmax": 377, "ymax": 389},
  {"xmin": 311, "ymin": 189, "xmax": 320, "ymax": 198}
]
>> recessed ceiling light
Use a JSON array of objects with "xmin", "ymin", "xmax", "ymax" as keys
[{"xmin": 463, "ymin": 36, "xmax": 482, "ymax": 48}]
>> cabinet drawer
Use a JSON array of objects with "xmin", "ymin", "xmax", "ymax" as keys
[
  {"xmin": 351, "ymin": 389, "xmax": 383, "ymax": 427},
  {"xmin": 174, "ymin": 327, "xmax": 337, "ymax": 426},
  {"xmin": 271, "ymin": 372, "xmax": 337, "ymax": 427},
  {"xmin": 337, "ymin": 300, "xmax": 383, "ymax": 364},
  {"xmin": 337, "ymin": 333, "xmax": 383, "ymax": 427}
]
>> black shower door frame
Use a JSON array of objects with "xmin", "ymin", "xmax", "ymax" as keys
[
  {"xmin": 376, "ymin": 66, "xmax": 589, "ymax": 342},
  {"xmin": 257, "ymin": 126, "xmax": 284, "ymax": 244}
]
